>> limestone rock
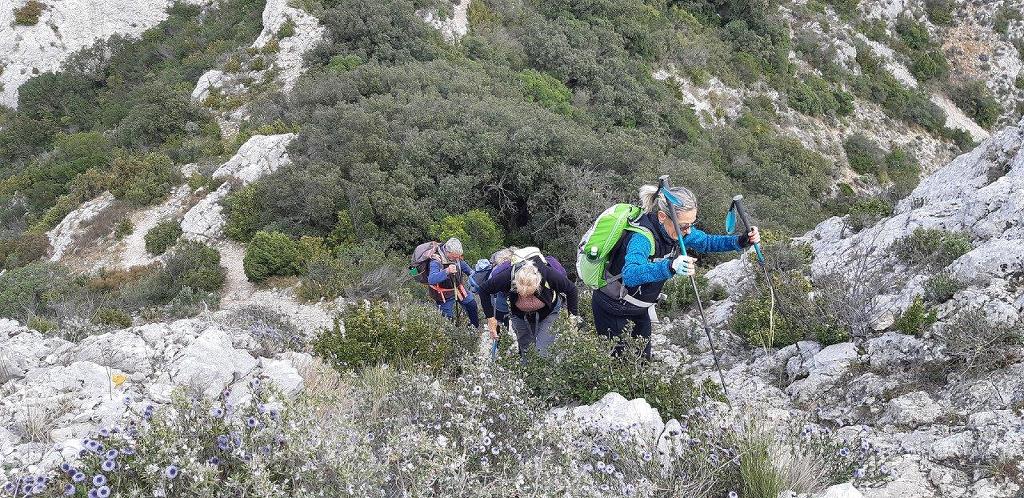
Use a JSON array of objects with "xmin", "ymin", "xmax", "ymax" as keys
[
  {"xmin": 169, "ymin": 326, "xmax": 257, "ymax": 397},
  {"xmin": 46, "ymin": 192, "xmax": 116, "ymax": 261},
  {"xmin": 880, "ymin": 391, "xmax": 943, "ymax": 428}
]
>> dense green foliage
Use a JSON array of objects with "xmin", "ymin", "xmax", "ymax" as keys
[
  {"xmin": 144, "ymin": 219, "xmax": 183, "ymax": 255},
  {"xmin": 228, "ymin": 0, "xmax": 842, "ymax": 266},
  {"xmin": 893, "ymin": 296, "xmax": 937, "ymax": 336},
  {"xmin": 0, "ymin": 0, "xmax": 265, "ymax": 253},
  {"xmin": 13, "ymin": 0, "xmax": 45, "ymax": 25},
  {"xmin": 243, "ymin": 230, "xmax": 301, "ymax": 282},
  {"xmin": 430, "ymin": 210, "xmax": 504, "ymax": 263},
  {"xmin": 893, "ymin": 228, "xmax": 973, "ymax": 269},
  {"xmin": 950, "ymin": 80, "xmax": 1002, "ymax": 130},
  {"xmin": 925, "ymin": 0, "xmax": 954, "ymax": 26},
  {"xmin": 313, "ymin": 300, "xmax": 477, "ymax": 372}
]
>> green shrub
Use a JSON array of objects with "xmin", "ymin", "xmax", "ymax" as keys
[
  {"xmin": 896, "ymin": 17, "xmax": 931, "ymax": 51},
  {"xmin": 164, "ymin": 240, "xmax": 225, "ymax": 292},
  {"xmin": 660, "ymin": 273, "xmax": 727, "ymax": 317},
  {"xmin": 950, "ymin": 80, "xmax": 1001, "ymax": 129},
  {"xmin": 893, "ymin": 228, "xmax": 973, "ymax": 269},
  {"xmin": 13, "ymin": 0, "xmax": 45, "ymax": 25},
  {"xmin": 518, "ymin": 69, "xmax": 572, "ymax": 115},
  {"xmin": 114, "ymin": 219, "xmax": 134, "ymax": 240},
  {"xmin": 243, "ymin": 230, "xmax": 299, "ymax": 283},
  {"xmin": 733, "ymin": 270, "xmax": 848, "ymax": 348},
  {"xmin": 925, "ymin": 0, "xmax": 954, "ymax": 26},
  {"xmin": 843, "ymin": 133, "xmax": 885, "ymax": 175},
  {"xmin": 28, "ymin": 315, "xmax": 56, "ymax": 333},
  {"xmin": 0, "ymin": 231, "xmax": 49, "ymax": 269},
  {"xmin": 508, "ymin": 316, "xmax": 718, "ymax": 420},
  {"xmin": 939, "ymin": 308, "xmax": 1022, "ymax": 374},
  {"xmin": 92, "ymin": 307, "xmax": 132, "ymax": 328},
  {"xmin": 993, "ymin": 6, "xmax": 1022, "ymax": 35},
  {"xmin": 429, "ymin": 210, "xmax": 504, "ymax": 263},
  {"xmin": 909, "ymin": 50, "xmax": 949, "ymax": 82},
  {"xmin": 893, "ymin": 297, "xmax": 937, "ymax": 336},
  {"xmin": 313, "ymin": 301, "xmax": 476, "ymax": 373},
  {"xmin": 923, "ymin": 272, "xmax": 964, "ymax": 304},
  {"xmin": 846, "ymin": 196, "xmax": 893, "ymax": 232},
  {"xmin": 223, "ymin": 184, "xmax": 268, "ymax": 242},
  {"xmin": 734, "ymin": 289, "xmax": 801, "ymax": 349},
  {"xmin": 824, "ymin": 0, "xmax": 858, "ymax": 18},
  {"xmin": 0, "ymin": 262, "xmax": 74, "ymax": 323},
  {"xmin": 109, "ymin": 153, "xmax": 182, "ymax": 207},
  {"xmin": 299, "ymin": 243, "xmax": 401, "ymax": 300},
  {"xmin": 787, "ymin": 75, "xmax": 849, "ymax": 117},
  {"xmin": 144, "ymin": 219, "xmax": 182, "ymax": 255},
  {"xmin": 326, "ymin": 54, "xmax": 364, "ymax": 73},
  {"xmin": 884, "ymin": 148, "xmax": 922, "ymax": 197}
]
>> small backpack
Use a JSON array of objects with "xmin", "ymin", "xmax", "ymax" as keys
[
  {"xmin": 409, "ymin": 241, "xmax": 442, "ymax": 284},
  {"xmin": 509, "ymin": 247, "xmax": 566, "ymax": 294},
  {"xmin": 468, "ymin": 259, "xmax": 492, "ymax": 294},
  {"xmin": 576, "ymin": 204, "xmax": 655, "ymax": 290}
]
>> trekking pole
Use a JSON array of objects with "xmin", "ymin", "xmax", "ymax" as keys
[
  {"xmin": 729, "ymin": 196, "xmax": 805, "ymax": 368},
  {"xmin": 659, "ymin": 176, "xmax": 731, "ymax": 405}
]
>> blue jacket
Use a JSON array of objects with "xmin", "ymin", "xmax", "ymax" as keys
[
  {"xmin": 622, "ymin": 226, "xmax": 743, "ymax": 288},
  {"xmin": 427, "ymin": 259, "xmax": 474, "ymax": 286}
]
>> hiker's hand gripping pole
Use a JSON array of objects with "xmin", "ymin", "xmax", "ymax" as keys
[
  {"xmin": 659, "ymin": 176, "xmax": 731, "ymax": 405},
  {"xmin": 731, "ymin": 195, "xmax": 764, "ymax": 265}
]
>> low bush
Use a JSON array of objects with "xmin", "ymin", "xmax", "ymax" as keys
[
  {"xmin": 938, "ymin": 308, "xmax": 1022, "ymax": 375},
  {"xmin": 843, "ymin": 134, "xmax": 885, "ymax": 175},
  {"xmin": 845, "ymin": 196, "xmax": 893, "ymax": 232},
  {"xmin": 313, "ymin": 300, "xmax": 477, "ymax": 373},
  {"xmin": 925, "ymin": 0, "xmax": 954, "ymax": 26},
  {"xmin": 518, "ymin": 69, "xmax": 572, "ymax": 115},
  {"xmin": 0, "ymin": 262, "xmax": 75, "ymax": 324},
  {"xmin": 114, "ymin": 219, "xmax": 134, "ymax": 240},
  {"xmin": 223, "ymin": 184, "xmax": 268, "ymax": 242},
  {"xmin": 734, "ymin": 269, "xmax": 849, "ymax": 349},
  {"xmin": 660, "ymin": 273, "xmax": 727, "ymax": 317},
  {"xmin": 298, "ymin": 243, "xmax": 403, "ymax": 301},
  {"xmin": 91, "ymin": 307, "xmax": 132, "ymax": 328},
  {"xmin": 893, "ymin": 297, "xmax": 937, "ymax": 336},
  {"xmin": 108, "ymin": 153, "xmax": 182, "ymax": 207},
  {"xmin": 13, "ymin": 0, "xmax": 45, "ymax": 25},
  {"xmin": 0, "ymin": 231, "xmax": 49, "ymax": 269},
  {"xmin": 950, "ymin": 80, "xmax": 1001, "ymax": 129},
  {"xmin": 909, "ymin": 49, "xmax": 949, "ymax": 82},
  {"xmin": 164, "ymin": 241, "xmax": 225, "ymax": 292},
  {"xmin": 508, "ymin": 315, "xmax": 719, "ymax": 420},
  {"xmin": 993, "ymin": 6, "xmax": 1022, "ymax": 35},
  {"xmin": 144, "ymin": 219, "xmax": 182, "ymax": 255},
  {"xmin": 923, "ymin": 272, "xmax": 964, "ymax": 304},
  {"xmin": 243, "ymin": 231, "xmax": 299, "ymax": 283},
  {"xmin": 892, "ymin": 228, "xmax": 973, "ymax": 269}
]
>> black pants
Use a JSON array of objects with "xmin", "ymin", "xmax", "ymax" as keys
[{"xmin": 591, "ymin": 290, "xmax": 653, "ymax": 358}]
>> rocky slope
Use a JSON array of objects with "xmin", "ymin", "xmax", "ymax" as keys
[{"xmin": 0, "ymin": 0, "xmax": 206, "ymax": 109}]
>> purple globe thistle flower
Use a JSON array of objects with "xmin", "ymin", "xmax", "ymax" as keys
[
  {"xmin": 260, "ymin": 445, "xmax": 271, "ymax": 456},
  {"xmin": 208, "ymin": 456, "xmax": 221, "ymax": 465},
  {"xmin": 98, "ymin": 428, "xmax": 111, "ymax": 438},
  {"xmin": 72, "ymin": 473, "xmax": 86, "ymax": 483},
  {"xmin": 854, "ymin": 467, "xmax": 866, "ymax": 479},
  {"xmin": 63, "ymin": 483, "xmax": 75, "ymax": 495},
  {"xmin": 164, "ymin": 465, "xmax": 178, "ymax": 479},
  {"xmin": 88, "ymin": 488, "xmax": 98, "ymax": 498},
  {"xmin": 217, "ymin": 434, "xmax": 230, "ymax": 450},
  {"xmin": 268, "ymin": 408, "xmax": 280, "ymax": 420},
  {"xmin": 728, "ymin": 492, "xmax": 739, "ymax": 498},
  {"xmin": 31, "ymin": 483, "xmax": 45, "ymax": 494},
  {"xmin": 96, "ymin": 485, "xmax": 111, "ymax": 498},
  {"xmin": 101, "ymin": 459, "xmax": 116, "ymax": 472},
  {"xmin": 122, "ymin": 447, "xmax": 135, "ymax": 456},
  {"xmin": 21, "ymin": 483, "xmax": 33, "ymax": 495},
  {"xmin": 3, "ymin": 482, "xmax": 14, "ymax": 493},
  {"xmin": 105, "ymin": 449, "xmax": 118, "ymax": 459},
  {"xmin": 92, "ymin": 474, "xmax": 107, "ymax": 487},
  {"xmin": 839, "ymin": 447, "xmax": 850, "ymax": 458},
  {"xmin": 84, "ymin": 439, "xmax": 99, "ymax": 451},
  {"xmin": 60, "ymin": 462, "xmax": 72, "ymax": 473},
  {"xmin": 209, "ymin": 407, "xmax": 225, "ymax": 418},
  {"xmin": 246, "ymin": 416, "xmax": 259, "ymax": 428}
]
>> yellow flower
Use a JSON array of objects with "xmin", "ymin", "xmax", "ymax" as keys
[{"xmin": 112, "ymin": 374, "xmax": 128, "ymax": 387}]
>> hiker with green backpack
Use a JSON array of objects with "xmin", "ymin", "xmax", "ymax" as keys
[
  {"xmin": 477, "ymin": 247, "xmax": 579, "ymax": 360},
  {"xmin": 577, "ymin": 183, "xmax": 760, "ymax": 359}
]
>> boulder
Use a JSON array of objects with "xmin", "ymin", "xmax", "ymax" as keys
[
  {"xmin": 866, "ymin": 333, "xmax": 929, "ymax": 370},
  {"xmin": 170, "ymin": 326, "xmax": 257, "ymax": 397},
  {"xmin": 786, "ymin": 343, "xmax": 860, "ymax": 403},
  {"xmin": 880, "ymin": 391, "xmax": 943, "ymax": 428},
  {"xmin": 73, "ymin": 330, "xmax": 155, "ymax": 375},
  {"xmin": 212, "ymin": 134, "xmax": 295, "ymax": 184},
  {"xmin": 555, "ymin": 392, "xmax": 665, "ymax": 449},
  {"xmin": 816, "ymin": 483, "xmax": 864, "ymax": 498}
]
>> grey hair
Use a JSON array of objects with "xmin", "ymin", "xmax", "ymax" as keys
[
  {"xmin": 638, "ymin": 184, "xmax": 697, "ymax": 214},
  {"xmin": 492, "ymin": 247, "xmax": 516, "ymax": 265},
  {"xmin": 443, "ymin": 238, "xmax": 463, "ymax": 254}
]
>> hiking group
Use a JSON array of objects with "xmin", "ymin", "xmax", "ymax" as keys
[{"xmin": 410, "ymin": 177, "xmax": 761, "ymax": 367}]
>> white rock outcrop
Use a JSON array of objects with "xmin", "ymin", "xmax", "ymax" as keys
[
  {"xmin": 46, "ymin": 192, "xmax": 116, "ymax": 261},
  {"xmin": 0, "ymin": 0, "xmax": 205, "ymax": 108}
]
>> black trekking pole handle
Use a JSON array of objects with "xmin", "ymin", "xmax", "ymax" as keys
[
  {"xmin": 732, "ymin": 195, "xmax": 765, "ymax": 265},
  {"xmin": 659, "ymin": 175, "xmax": 731, "ymax": 404}
]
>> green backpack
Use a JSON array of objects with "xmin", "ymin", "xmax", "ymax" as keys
[{"xmin": 576, "ymin": 204, "xmax": 655, "ymax": 290}]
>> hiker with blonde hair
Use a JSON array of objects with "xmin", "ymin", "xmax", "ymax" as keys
[{"xmin": 477, "ymin": 248, "xmax": 578, "ymax": 360}]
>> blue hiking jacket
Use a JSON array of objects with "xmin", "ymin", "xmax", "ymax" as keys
[
  {"xmin": 622, "ymin": 226, "xmax": 742, "ymax": 288},
  {"xmin": 427, "ymin": 259, "xmax": 475, "ymax": 286}
]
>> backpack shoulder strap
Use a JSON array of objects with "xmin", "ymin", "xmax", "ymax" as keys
[{"xmin": 624, "ymin": 225, "xmax": 656, "ymax": 257}]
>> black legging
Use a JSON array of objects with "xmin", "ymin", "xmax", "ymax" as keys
[{"xmin": 591, "ymin": 290, "xmax": 653, "ymax": 358}]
